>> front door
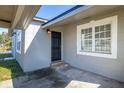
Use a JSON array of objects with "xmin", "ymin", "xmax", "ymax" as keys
[{"xmin": 51, "ymin": 31, "xmax": 61, "ymax": 61}]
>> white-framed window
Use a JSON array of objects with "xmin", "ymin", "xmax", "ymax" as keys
[
  {"xmin": 77, "ymin": 16, "xmax": 117, "ymax": 59},
  {"xmin": 16, "ymin": 30, "xmax": 22, "ymax": 54}
]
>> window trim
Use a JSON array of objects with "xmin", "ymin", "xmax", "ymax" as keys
[
  {"xmin": 77, "ymin": 15, "xmax": 117, "ymax": 59},
  {"xmin": 16, "ymin": 30, "xmax": 22, "ymax": 54}
]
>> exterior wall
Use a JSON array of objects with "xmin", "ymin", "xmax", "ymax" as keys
[
  {"xmin": 23, "ymin": 22, "xmax": 51, "ymax": 72},
  {"xmin": 61, "ymin": 8, "xmax": 124, "ymax": 82},
  {"xmin": 15, "ymin": 30, "xmax": 25, "ymax": 69},
  {"xmin": 14, "ymin": 21, "xmax": 51, "ymax": 72}
]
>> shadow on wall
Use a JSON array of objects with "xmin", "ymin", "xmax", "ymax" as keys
[{"xmin": 23, "ymin": 21, "xmax": 51, "ymax": 72}]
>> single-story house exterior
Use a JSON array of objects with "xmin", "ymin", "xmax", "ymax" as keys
[{"xmin": 12, "ymin": 5, "xmax": 124, "ymax": 82}]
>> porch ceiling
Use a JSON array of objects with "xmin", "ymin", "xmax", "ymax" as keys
[
  {"xmin": 0, "ymin": 5, "xmax": 17, "ymax": 28},
  {"xmin": 43, "ymin": 5, "xmax": 122, "ymax": 29},
  {"xmin": 0, "ymin": 5, "xmax": 41, "ymax": 30}
]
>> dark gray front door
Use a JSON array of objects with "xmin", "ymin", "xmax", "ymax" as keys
[{"xmin": 51, "ymin": 31, "xmax": 61, "ymax": 61}]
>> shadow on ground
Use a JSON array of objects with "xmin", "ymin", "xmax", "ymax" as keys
[
  {"xmin": 0, "ymin": 59, "xmax": 70, "ymax": 88},
  {"xmin": 10, "ymin": 68, "xmax": 71, "ymax": 88},
  {"xmin": 12, "ymin": 66, "xmax": 124, "ymax": 88},
  {"xmin": 0, "ymin": 63, "xmax": 124, "ymax": 88},
  {"xmin": 0, "ymin": 60, "xmax": 24, "ymax": 82}
]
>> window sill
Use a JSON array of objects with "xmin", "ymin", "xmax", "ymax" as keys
[{"xmin": 77, "ymin": 51, "xmax": 117, "ymax": 59}]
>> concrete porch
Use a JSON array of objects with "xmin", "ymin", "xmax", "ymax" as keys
[{"xmin": 0, "ymin": 62, "xmax": 124, "ymax": 88}]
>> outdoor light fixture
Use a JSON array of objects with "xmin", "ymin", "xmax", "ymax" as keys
[{"xmin": 47, "ymin": 29, "xmax": 51, "ymax": 34}]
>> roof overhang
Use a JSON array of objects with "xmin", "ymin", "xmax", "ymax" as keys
[
  {"xmin": 33, "ymin": 17, "xmax": 48, "ymax": 23},
  {"xmin": 42, "ymin": 5, "xmax": 122, "ymax": 28},
  {"xmin": 0, "ymin": 5, "xmax": 40, "ymax": 30},
  {"xmin": 12, "ymin": 5, "xmax": 41, "ymax": 30}
]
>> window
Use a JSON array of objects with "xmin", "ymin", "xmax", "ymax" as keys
[
  {"xmin": 77, "ymin": 16, "xmax": 117, "ymax": 58},
  {"xmin": 81, "ymin": 28, "xmax": 92, "ymax": 52},
  {"xmin": 16, "ymin": 30, "xmax": 22, "ymax": 54},
  {"xmin": 95, "ymin": 24, "xmax": 111, "ymax": 54}
]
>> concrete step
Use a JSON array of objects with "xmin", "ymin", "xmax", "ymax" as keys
[{"xmin": 51, "ymin": 61, "xmax": 69, "ymax": 71}]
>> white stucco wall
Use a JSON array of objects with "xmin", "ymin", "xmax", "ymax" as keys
[
  {"xmin": 14, "ymin": 29, "xmax": 25, "ymax": 69},
  {"xmin": 14, "ymin": 21, "xmax": 51, "ymax": 72},
  {"xmin": 23, "ymin": 21, "xmax": 51, "ymax": 72}
]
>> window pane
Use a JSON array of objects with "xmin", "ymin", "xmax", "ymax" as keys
[
  {"xmin": 106, "ymin": 31, "xmax": 111, "ymax": 37},
  {"xmin": 100, "ymin": 32, "xmax": 105, "ymax": 38},
  {"xmin": 16, "ymin": 30, "xmax": 22, "ymax": 53},
  {"xmin": 95, "ymin": 26, "xmax": 99, "ymax": 33},
  {"xmin": 81, "ymin": 28, "xmax": 92, "ymax": 52},
  {"xmin": 100, "ymin": 25, "xmax": 104, "ymax": 31},
  {"xmin": 89, "ymin": 28, "xmax": 92, "ymax": 33},
  {"xmin": 81, "ymin": 29, "xmax": 84, "ymax": 34},
  {"xmin": 95, "ymin": 24, "xmax": 111, "ymax": 54},
  {"xmin": 95, "ymin": 33, "xmax": 99, "ymax": 38},
  {"xmin": 106, "ymin": 24, "xmax": 111, "ymax": 30}
]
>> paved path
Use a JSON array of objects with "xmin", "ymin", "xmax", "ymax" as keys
[
  {"xmin": 0, "ymin": 57, "xmax": 15, "ymax": 61},
  {"xmin": 0, "ymin": 51, "xmax": 11, "ymax": 54},
  {"xmin": 0, "ymin": 52, "xmax": 15, "ymax": 61}
]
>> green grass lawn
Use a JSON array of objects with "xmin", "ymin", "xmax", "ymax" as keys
[
  {"xmin": 0, "ymin": 60, "xmax": 25, "ymax": 82},
  {"xmin": 0, "ymin": 53, "xmax": 13, "ymax": 59}
]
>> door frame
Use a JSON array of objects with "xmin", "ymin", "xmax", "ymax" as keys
[{"xmin": 51, "ymin": 31, "xmax": 63, "ymax": 61}]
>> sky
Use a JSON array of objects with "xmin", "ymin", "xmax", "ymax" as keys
[
  {"xmin": 0, "ymin": 28, "xmax": 8, "ymax": 35},
  {"xmin": 36, "ymin": 5, "xmax": 75, "ymax": 20}
]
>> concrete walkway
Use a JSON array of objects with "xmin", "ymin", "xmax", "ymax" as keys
[
  {"xmin": 57, "ymin": 66, "xmax": 124, "ymax": 88},
  {"xmin": 0, "ymin": 66, "xmax": 124, "ymax": 88},
  {"xmin": 0, "ymin": 51, "xmax": 12, "ymax": 54},
  {"xmin": 0, "ymin": 57, "xmax": 15, "ymax": 61},
  {"xmin": 0, "ymin": 52, "xmax": 15, "ymax": 61}
]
